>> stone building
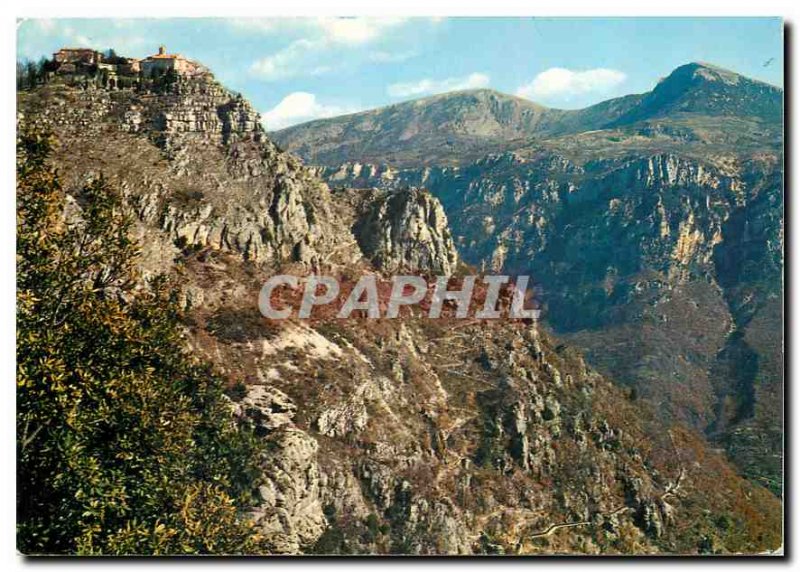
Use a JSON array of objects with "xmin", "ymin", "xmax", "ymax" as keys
[
  {"xmin": 51, "ymin": 48, "xmax": 102, "ymax": 77},
  {"xmin": 118, "ymin": 59, "xmax": 141, "ymax": 75},
  {"xmin": 46, "ymin": 45, "xmax": 203, "ymax": 88},
  {"xmin": 140, "ymin": 46, "xmax": 201, "ymax": 78},
  {"xmin": 53, "ymin": 48, "xmax": 102, "ymax": 66}
]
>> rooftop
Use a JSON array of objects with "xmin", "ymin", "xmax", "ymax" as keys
[
  {"xmin": 143, "ymin": 45, "xmax": 185, "ymax": 60},
  {"xmin": 146, "ymin": 53, "xmax": 185, "ymax": 60}
]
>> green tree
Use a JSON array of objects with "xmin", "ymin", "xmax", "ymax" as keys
[
  {"xmin": 16, "ymin": 130, "xmax": 265, "ymax": 555},
  {"xmin": 16, "ymin": 61, "xmax": 26, "ymax": 89},
  {"xmin": 153, "ymin": 67, "xmax": 179, "ymax": 94},
  {"xmin": 16, "ymin": 59, "xmax": 37, "ymax": 90},
  {"xmin": 16, "ymin": 58, "xmax": 52, "ymax": 90}
]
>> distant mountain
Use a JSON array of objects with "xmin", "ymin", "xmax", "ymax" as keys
[
  {"xmin": 273, "ymin": 63, "xmax": 782, "ymax": 168},
  {"xmin": 272, "ymin": 89, "xmax": 563, "ymax": 167},
  {"xmin": 608, "ymin": 62, "xmax": 783, "ymax": 126}
]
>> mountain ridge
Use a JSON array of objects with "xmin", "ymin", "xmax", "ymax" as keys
[
  {"xmin": 272, "ymin": 62, "xmax": 782, "ymax": 133},
  {"xmin": 272, "ymin": 62, "xmax": 782, "ymax": 168}
]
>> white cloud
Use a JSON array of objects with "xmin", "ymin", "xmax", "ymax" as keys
[
  {"xmin": 250, "ymin": 39, "xmax": 324, "ymax": 81},
  {"xmin": 262, "ymin": 92, "xmax": 356, "ymax": 130},
  {"xmin": 247, "ymin": 18, "xmax": 414, "ymax": 81},
  {"xmin": 516, "ymin": 67, "xmax": 626, "ymax": 101},
  {"xmin": 314, "ymin": 17, "xmax": 407, "ymax": 45},
  {"xmin": 231, "ymin": 17, "xmax": 407, "ymax": 45},
  {"xmin": 387, "ymin": 73, "xmax": 490, "ymax": 98}
]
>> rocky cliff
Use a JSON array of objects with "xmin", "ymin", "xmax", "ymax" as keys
[
  {"xmin": 276, "ymin": 63, "xmax": 784, "ymax": 497},
  {"xmin": 310, "ymin": 149, "xmax": 784, "ymax": 497},
  {"xmin": 350, "ymin": 187, "xmax": 458, "ymax": 275},
  {"xmin": 16, "ymin": 58, "xmax": 783, "ymax": 554},
  {"xmin": 200, "ymin": 302, "xmax": 781, "ymax": 554},
  {"xmin": 18, "ymin": 73, "xmax": 358, "ymax": 270}
]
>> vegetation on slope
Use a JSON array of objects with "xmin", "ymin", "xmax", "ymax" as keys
[{"xmin": 16, "ymin": 131, "xmax": 265, "ymax": 555}]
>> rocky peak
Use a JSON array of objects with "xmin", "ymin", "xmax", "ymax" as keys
[
  {"xmin": 611, "ymin": 62, "xmax": 782, "ymax": 126},
  {"xmin": 17, "ymin": 59, "xmax": 359, "ymax": 269},
  {"xmin": 352, "ymin": 187, "xmax": 459, "ymax": 274}
]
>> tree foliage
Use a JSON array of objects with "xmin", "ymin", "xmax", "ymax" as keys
[
  {"xmin": 153, "ymin": 67, "xmax": 180, "ymax": 94},
  {"xmin": 16, "ymin": 131, "xmax": 265, "ymax": 555},
  {"xmin": 16, "ymin": 58, "xmax": 53, "ymax": 90}
]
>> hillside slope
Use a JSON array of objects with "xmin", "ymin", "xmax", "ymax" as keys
[
  {"xmin": 16, "ymin": 58, "xmax": 783, "ymax": 554},
  {"xmin": 272, "ymin": 89, "xmax": 566, "ymax": 167}
]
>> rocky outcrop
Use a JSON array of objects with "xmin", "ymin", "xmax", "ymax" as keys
[
  {"xmin": 353, "ymin": 187, "xmax": 458, "ymax": 274},
  {"xmin": 233, "ymin": 385, "xmax": 326, "ymax": 554},
  {"xmin": 139, "ymin": 77, "xmax": 261, "ymax": 146},
  {"xmin": 310, "ymin": 148, "xmax": 783, "ymax": 496},
  {"xmin": 18, "ymin": 74, "xmax": 359, "ymax": 268},
  {"xmin": 216, "ymin": 311, "xmax": 781, "ymax": 555},
  {"xmin": 252, "ymin": 427, "xmax": 327, "ymax": 554},
  {"xmin": 420, "ymin": 151, "xmax": 781, "ymax": 483}
]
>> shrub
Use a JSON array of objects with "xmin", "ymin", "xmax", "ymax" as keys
[{"xmin": 16, "ymin": 130, "xmax": 265, "ymax": 555}]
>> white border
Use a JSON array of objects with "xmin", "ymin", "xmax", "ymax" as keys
[{"xmin": 3, "ymin": 1, "xmax": 794, "ymax": 570}]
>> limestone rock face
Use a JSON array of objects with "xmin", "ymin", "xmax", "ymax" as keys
[
  {"xmin": 252, "ymin": 427, "xmax": 327, "ymax": 554},
  {"xmin": 212, "ymin": 312, "xmax": 781, "ymax": 555},
  {"xmin": 237, "ymin": 385, "xmax": 298, "ymax": 431},
  {"xmin": 353, "ymin": 188, "xmax": 458, "ymax": 274},
  {"xmin": 273, "ymin": 63, "xmax": 783, "ymax": 496},
  {"xmin": 17, "ymin": 74, "xmax": 358, "ymax": 268},
  {"xmin": 309, "ymin": 148, "xmax": 783, "ymax": 494},
  {"xmin": 234, "ymin": 385, "xmax": 326, "ymax": 553},
  {"xmin": 121, "ymin": 75, "xmax": 261, "ymax": 142}
]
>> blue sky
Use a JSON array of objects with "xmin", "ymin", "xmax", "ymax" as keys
[{"xmin": 17, "ymin": 17, "xmax": 783, "ymax": 129}]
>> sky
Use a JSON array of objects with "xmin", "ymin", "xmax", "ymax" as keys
[{"xmin": 17, "ymin": 17, "xmax": 783, "ymax": 130}]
